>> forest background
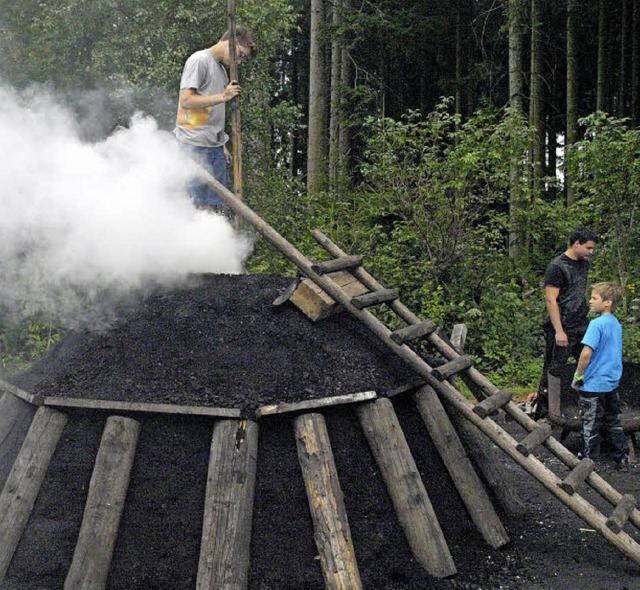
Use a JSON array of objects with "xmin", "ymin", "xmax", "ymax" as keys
[{"xmin": 1, "ymin": 0, "xmax": 640, "ymax": 392}]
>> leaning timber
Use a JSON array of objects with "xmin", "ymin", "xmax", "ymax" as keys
[
  {"xmin": 64, "ymin": 415, "xmax": 140, "ymax": 590},
  {"xmin": 356, "ymin": 398, "xmax": 457, "ymax": 578},
  {"xmin": 197, "ymin": 419, "xmax": 259, "ymax": 590},
  {"xmin": 294, "ymin": 413, "xmax": 362, "ymax": 590}
]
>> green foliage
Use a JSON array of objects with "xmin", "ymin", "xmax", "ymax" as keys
[{"xmin": 0, "ymin": 316, "xmax": 61, "ymax": 375}]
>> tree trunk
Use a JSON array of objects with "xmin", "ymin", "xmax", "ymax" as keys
[
  {"xmin": 338, "ymin": 0, "xmax": 352, "ymax": 186},
  {"xmin": 566, "ymin": 0, "xmax": 578, "ymax": 207},
  {"xmin": 508, "ymin": 0, "xmax": 526, "ymax": 259},
  {"xmin": 529, "ymin": 0, "xmax": 545, "ymax": 202},
  {"xmin": 632, "ymin": 0, "xmax": 640, "ymax": 126},
  {"xmin": 596, "ymin": 0, "xmax": 607, "ymax": 112},
  {"xmin": 307, "ymin": 0, "xmax": 328, "ymax": 196},
  {"xmin": 618, "ymin": 0, "xmax": 629, "ymax": 117},
  {"xmin": 329, "ymin": 0, "xmax": 341, "ymax": 188}
]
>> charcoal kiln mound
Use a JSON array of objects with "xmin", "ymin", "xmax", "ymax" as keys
[{"xmin": 2, "ymin": 273, "xmax": 640, "ymax": 589}]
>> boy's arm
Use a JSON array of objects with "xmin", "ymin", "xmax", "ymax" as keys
[{"xmin": 572, "ymin": 345, "xmax": 593, "ymax": 389}]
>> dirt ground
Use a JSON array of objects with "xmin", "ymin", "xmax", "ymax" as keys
[{"xmin": 4, "ymin": 273, "xmax": 640, "ymax": 589}]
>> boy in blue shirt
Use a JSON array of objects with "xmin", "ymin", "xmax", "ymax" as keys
[{"xmin": 572, "ymin": 282, "xmax": 629, "ymax": 471}]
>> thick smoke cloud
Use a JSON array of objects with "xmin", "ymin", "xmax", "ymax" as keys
[{"xmin": 0, "ymin": 84, "xmax": 252, "ymax": 326}]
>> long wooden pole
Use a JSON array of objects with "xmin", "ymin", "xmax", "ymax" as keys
[{"xmin": 227, "ymin": 0, "xmax": 244, "ymax": 230}]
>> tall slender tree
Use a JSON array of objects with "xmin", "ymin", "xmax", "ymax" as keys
[
  {"xmin": 596, "ymin": 0, "xmax": 607, "ymax": 112},
  {"xmin": 632, "ymin": 0, "xmax": 640, "ymax": 125},
  {"xmin": 529, "ymin": 0, "xmax": 545, "ymax": 200},
  {"xmin": 307, "ymin": 0, "xmax": 328, "ymax": 195},
  {"xmin": 566, "ymin": 0, "xmax": 579, "ymax": 206}
]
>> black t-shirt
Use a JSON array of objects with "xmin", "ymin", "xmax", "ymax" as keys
[{"xmin": 543, "ymin": 253, "xmax": 589, "ymax": 333}]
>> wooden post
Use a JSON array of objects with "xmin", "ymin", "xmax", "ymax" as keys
[
  {"xmin": 294, "ymin": 413, "xmax": 362, "ymax": 590},
  {"xmin": 356, "ymin": 399, "xmax": 457, "ymax": 578},
  {"xmin": 414, "ymin": 386, "xmax": 509, "ymax": 548},
  {"xmin": 64, "ymin": 416, "xmax": 140, "ymax": 590},
  {"xmin": 0, "ymin": 392, "xmax": 37, "ymax": 491},
  {"xmin": 197, "ymin": 419, "xmax": 258, "ymax": 590},
  {"xmin": 0, "ymin": 407, "xmax": 68, "ymax": 583}
]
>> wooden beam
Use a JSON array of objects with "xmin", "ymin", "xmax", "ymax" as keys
[
  {"xmin": 294, "ymin": 413, "xmax": 362, "ymax": 590},
  {"xmin": 0, "ymin": 393, "xmax": 37, "ymax": 491},
  {"xmin": 356, "ymin": 398, "xmax": 457, "ymax": 578},
  {"xmin": 607, "ymin": 494, "xmax": 637, "ymax": 534},
  {"xmin": 197, "ymin": 419, "xmax": 258, "ymax": 590},
  {"xmin": 0, "ymin": 378, "xmax": 42, "ymax": 405},
  {"xmin": 516, "ymin": 421, "xmax": 553, "ymax": 456},
  {"xmin": 473, "ymin": 390, "xmax": 513, "ymax": 419},
  {"xmin": 414, "ymin": 386, "xmax": 509, "ymax": 548},
  {"xmin": 0, "ymin": 407, "xmax": 68, "ymax": 583},
  {"xmin": 311, "ymin": 255, "xmax": 363, "ymax": 275},
  {"xmin": 255, "ymin": 391, "xmax": 376, "ymax": 419},
  {"xmin": 351, "ymin": 288, "xmax": 398, "ymax": 310},
  {"xmin": 44, "ymin": 397, "xmax": 241, "ymax": 418},
  {"xmin": 431, "ymin": 356, "xmax": 474, "ymax": 381},
  {"xmin": 390, "ymin": 320, "xmax": 437, "ymax": 345},
  {"xmin": 64, "ymin": 415, "xmax": 140, "ymax": 590},
  {"xmin": 559, "ymin": 458, "xmax": 596, "ymax": 496}
]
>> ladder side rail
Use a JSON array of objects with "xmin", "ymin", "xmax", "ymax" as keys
[{"xmin": 311, "ymin": 230, "xmax": 640, "ymax": 532}]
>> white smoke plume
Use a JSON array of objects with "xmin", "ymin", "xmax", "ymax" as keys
[{"xmin": 0, "ymin": 84, "xmax": 252, "ymax": 326}]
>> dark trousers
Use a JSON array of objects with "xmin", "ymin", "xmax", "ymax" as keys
[
  {"xmin": 535, "ymin": 329, "xmax": 585, "ymax": 419},
  {"xmin": 579, "ymin": 390, "xmax": 628, "ymax": 462}
]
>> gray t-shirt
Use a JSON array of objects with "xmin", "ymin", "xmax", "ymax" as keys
[{"xmin": 174, "ymin": 49, "xmax": 229, "ymax": 147}]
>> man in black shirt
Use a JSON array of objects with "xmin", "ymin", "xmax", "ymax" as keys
[{"xmin": 534, "ymin": 227, "xmax": 598, "ymax": 419}]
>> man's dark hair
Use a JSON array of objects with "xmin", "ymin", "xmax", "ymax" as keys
[
  {"xmin": 570, "ymin": 226, "xmax": 598, "ymax": 245},
  {"xmin": 220, "ymin": 26, "xmax": 257, "ymax": 56}
]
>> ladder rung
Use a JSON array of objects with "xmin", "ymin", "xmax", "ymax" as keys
[
  {"xmin": 390, "ymin": 320, "xmax": 438, "ymax": 345},
  {"xmin": 473, "ymin": 390, "xmax": 512, "ymax": 419},
  {"xmin": 432, "ymin": 356, "xmax": 474, "ymax": 381},
  {"xmin": 516, "ymin": 421, "xmax": 552, "ymax": 456},
  {"xmin": 351, "ymin": 289, "xmax": 398, "ymax": 310},
  {"xmin": 558, "ymin": 458, "xmax": 595, "ymax": 495},
  {"xmin": 607, "ymin": 494, "xmax": 637, "ymax": 533},
  {"xmin": 311, "ymin": 255, "xmax": 363, "ymax": 275}
]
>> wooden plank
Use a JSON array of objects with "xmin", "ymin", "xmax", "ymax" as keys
[
  {"xmin": 64, "ymin": 415, "xmax": 140, "ymax": 590},
  {"xmin": 311, "ymin": 255, "xmax": 363, "ymax": 275},
  {"xmin": 356, "ymin": 398, "xmax": 457, "ymax": 578},
  {"xmin": 390, "ymin": 320, "xmax": 437, "ymax": 345},
  {"xmin": 351, "ymin": 288, "xmax": 398, "ymax": 310},
  {"xmin": 473, "ymin": 390, "xmax": 513, "ymax": 419},
  {"xmin": 289, "ymin": 272, "xmax": 369, "ymax": 322},
  {"xmin": 0, "ymin": 407, "xmax": 68, "ymax": 583},
  {"xmin": 431, "ymin": 355, "xmax": 474, "ymax": 381},
  {"xmin": 414, "ymin": 386, "xmax": 509, "ymax": 549},
  {"xmin": 516, "ymin": 421, "xmax": 553, "ymax": 456},
  {"xmin": 607, "ymin": 494, "xmax": 637, "ymax": 534},
  {"xmin": 0, "ymin": 393, "xmax": 37, "ymax": 492},
  {"xmin": 44, "ymin": 396, "xmax": 241, "ymax": 418},
  {"xmin": 255, "ymin": 391, "xmax": 376, "ymax": 419},
  {"xmin": 294, "ymin": 413, "xmax": 362, "ymax": 590},
  {"xmin": 197, "ymin": 419, "xmax": 258, "ymax": 590},
  {"xmin": 559, "ymin": 458, "xmax": 596, "ymax": 496},
  {"xmin": 0, "ymin": 378, "xmax": 42, "ymax": 405},
  {"xmin": 450, "ymin": 324, "xmax": 468, "ymax": 354}
]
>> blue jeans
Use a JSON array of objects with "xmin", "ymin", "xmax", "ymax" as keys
[
  {"xmin": 579, "ymin": 390, "xmax": 628, "ymax": 462},
  {"xmin": 185, "ymin": 145, "xmax": 229, "ymax": 206}
]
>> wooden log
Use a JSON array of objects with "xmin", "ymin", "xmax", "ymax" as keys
[
  {"xmin": 473, "ymin": 390, "xmax": 513, "ymax": 419},
  {"xmin": 0, "ymin": 407, "xmax": 68, "ymax": 583},
  {"xmin": 450, "ymin": 324, "xmax": 468, "ymax": 354},
  {"xmin": 256, "ymin": 391, "xmax": 376, "ymax": 419},
  {"xmin": 197, "ymin": 419, "xmax": 258, "ymax": 590},
  {"xmin": 289, "ymin": 272, "xmax": 369, "ymax": 322},
  {"xmin": 516, "ymin": 421, "xmax": 553, "ymax": 456},
  {"xmin": 43, "ymin": 397, "xmax": 241, "ymax": 418},
  {"xmin": 431, "ymin": 356, "xmax": 474, "ymax": 381},
  {"xmin": 547, "ymin": 372, "xmax": 562, "ymax": 421},
  {"xmin": 294, "ymin": 413, "xmax": 362, "ymax": 590},
  {"xmin": 0, "ymin": 392, "xmax": 37, "ymax": 491},
  {"xmin": 559, "ymin": 458, "xmax": 596, "ymax": 495},
  {"xmin": 390, "ymin": 320, "xmax": 438, "ymax": 345},
  {"xmin": 0, "ymin": 378, "xmax": 42, "ymax": 405},
  {"xmin": 311, "ymin": 255, "xmax": 363, "ymax": 275},
  {"xmin": 356, "ymin": 399, "xmax": 457, "ymax": 578},
  {"xmin": 622, "ymin": 416, "xmax": 640, "ymax": 433},
  {"xmin": 351, "ymin": 289, "xmax": 398, "ymax": 310},
  {"xmin": 607, "ymin": 494, "xmax": 637, "ymax": 534},
  {"xmin": 414, "ymin": 386, "xmax": 509, "ymax": 548},
  {"xmin": 64, "ymin": 416, "xmax": 140, "ymax": 590},
  {"xmin": 445, "ymin": 406, "xmax": 527, "ymax": 518}
]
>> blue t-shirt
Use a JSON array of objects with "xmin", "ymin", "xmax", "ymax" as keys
[{"xmin": 581, "ymin": 313, "xmax": 623, "ymax": 393}]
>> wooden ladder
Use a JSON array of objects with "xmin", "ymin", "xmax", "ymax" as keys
[{"xmin": 202, "ymin": 172, "xmax": 640, "ymax": 566}]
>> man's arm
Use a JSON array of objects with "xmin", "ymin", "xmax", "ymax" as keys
[
  {"xmin": 545, "ymin": 285, "xmax": 568, "ymax": 346},
  {"xmin": 179, "ymin": 82, "xmax": 241, "ymax": 109},
  {"xmin": 573, "ymin": 344, "xmax": 593, "ymax": 389}
]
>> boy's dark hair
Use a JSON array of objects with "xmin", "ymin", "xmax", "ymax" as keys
[
  {"xmin": 570, "ymin": 226, "xmax": 598, "ymax": 245},
  {"xmin": 591, "ymin": 282, "xmax": 624, "ymax": 311},
  {"xmin": 220, "ymin": 26, "xmax": 257, "ymax": 56}
]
